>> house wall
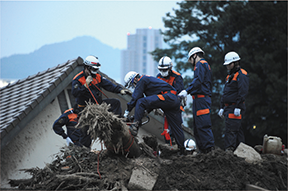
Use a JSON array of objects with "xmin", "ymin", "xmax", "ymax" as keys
[
  {"xmin": 1, "ymin": 97, "xmax": 62, "ymax": 187},
  {"xmin": 0, "ymin": 97, "xmax": 105, "ymax": 188}
]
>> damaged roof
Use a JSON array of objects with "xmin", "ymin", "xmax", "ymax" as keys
[{"xmin": 0, "ymin": 57, "xmax": 84, "ymax": 149}]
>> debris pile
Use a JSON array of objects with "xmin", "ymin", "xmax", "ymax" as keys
[
  {"xmin": 8, "ymin": 103, "xmax": 287, "ymax": 190},
  {"xmin": 77, "ymin": 102, "xmax": 141, "ymax": 158},
  {"xmin": 8, "ymin": 144, "xmax": 287, "ymax": 190}
]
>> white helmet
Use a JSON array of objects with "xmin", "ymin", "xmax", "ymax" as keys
[
  {"xmin": 223, "ymin": 51, "xmax": 240, "ymax": 65},
  {"xmin": 184, "ymin": 139, "xmax": 196, "ymax": 151},
  {"xmin": 84, "ymin": 55, "xmax": 101, "ymax": 74},
  {"xmin": 124, "ymin": 71, "xmax": 139, "ymax": 88},
  {"xmin": 188, "ymin": 47, "xmax": 204, "ymax": 61},
  {"xmin": 158, "ymin": 56, "xmax": 172, "ymax": 77}
]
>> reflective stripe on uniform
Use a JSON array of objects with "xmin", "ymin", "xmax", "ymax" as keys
[
  {"xmin": 196, "ymin": 108, "xmax": 210, "ymax": 116},
  {"xmin": 157, "ymin": 95, "xmax": 165, "ymax": 101},
  {"xmin": 228, "ymin": 113, "xmax": 242, "ymax": 119},
  {"xmin": 192, "ymin": 94, "xmax": 206, "ymax": 99}
]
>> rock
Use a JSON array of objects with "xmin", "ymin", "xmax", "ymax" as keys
[
  {"xmin": 234, "ymin": 142, "xmax": 262, "ymax": 163},
  {"xmin": 128, "ymin": 168, "xmax": 158, "ymax": 190}
]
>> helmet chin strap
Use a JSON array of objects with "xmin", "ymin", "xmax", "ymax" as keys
[{"xmin": 190, "ymin": 55, "xmax": 196, "ymax": 68}]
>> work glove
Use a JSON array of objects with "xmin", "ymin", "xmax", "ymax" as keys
[
  {"xmin": 123, "ymin": 110, "xmax": 130, "ymax": 118},
  {"xmin": 218, "ymin": 109, "xmax": 224, "ymax": 119},
  {"xmin": 178, "ymin": 90, "xmax": 187, "ymax": 98},
  {"xmin": 234, "ymin": 108, "xmax": 241, "ymax": 116},
  {"xmin": 161, "ymin": 129, "xmax": 171, "ymax": 141},
  {"xmin": 120, "ymin": 89, "xmax": 132, "ymax": 95},
  {"xmin": 66, "ymin": 137, "xmax": 74, "ymax": 146},
  {"xmin": 84, "ymin": 76, "xmax": 93, "ymax": 88}
]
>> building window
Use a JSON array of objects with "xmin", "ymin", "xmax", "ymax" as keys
[
  {"xmin": 143, "ymin": 36, "xmax": 147, "ymax": 41},
  {"xmin": 143, "ymin": 62, "xmax": 146, "ymax": 67},
  {"xmin": 143, "ymin": 42, "xmax": 146, "ymax": 47},
  {"xmin": 143, "ymin": 55, "xmax": 146, "ymax": 60},
  {"xmin": 143, "ymin": 49, "xmax": 146, "ymax": 54}
]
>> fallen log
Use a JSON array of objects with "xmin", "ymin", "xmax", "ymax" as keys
[{"xmin": 77, "ymin": 102, "xmax": 141, "ymax": 158}]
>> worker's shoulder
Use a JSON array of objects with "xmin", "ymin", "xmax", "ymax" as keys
[
  {"xmin": 199, "ymin": 59, "xmax": 209, "ymax": 64},
  {"xmin": 239, "ymin": 68, "xmax": 248, "ymax": 75},
  {"xmin": 73, "ymin": 71, "xmax": 84, "ymax": 80},
  {"xmin": 62, "ymin": 109, "xmax": 73, "ymax": 116},
  {"xmin": 171, "ymin": 70, "xmax": 182, "ymax": 76}
]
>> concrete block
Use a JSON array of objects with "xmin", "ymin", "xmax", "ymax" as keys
[
  {"xmin": 128, "ymin": 168, "xmax": 158, "ymax": 190},
  {"xmin": 234, "ymin": 142, "xmax": 262, "ymax": 163}
]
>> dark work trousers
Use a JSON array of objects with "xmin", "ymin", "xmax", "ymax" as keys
[
  {"xmin": 78, "ymin": 125, "xmax": 92, "ymax": 148},
  {"xmin": 192, "ymin": 96, "xmax": 215, "ymax": 151},
  {"xmin": 224, "ymin": 104, "xmax": 245, "ymax": 150},
  {"xmin": 134, "ymin": 92, "xmax": 185, "ymax": 149},
  {"xmin": 67, "ymin": 126, "xmax": 91, "ymax": 148},
  {"xmin": 102, "ymin": 98, "xmax": 122, "ymax": 117}
]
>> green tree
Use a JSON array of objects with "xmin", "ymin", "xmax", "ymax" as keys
[{"xmin": 151, "ymin": 1, "xmax": 287, "ymax": 147}]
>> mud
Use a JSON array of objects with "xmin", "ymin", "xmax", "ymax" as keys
[{"xmin": 8, "ymin": 136, "xmax": 287, "ymax": 190}]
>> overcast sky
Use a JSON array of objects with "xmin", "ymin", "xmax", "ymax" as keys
[{"xmin": 0, "ymin": 0, "xmax": 181, "ymax": 58}]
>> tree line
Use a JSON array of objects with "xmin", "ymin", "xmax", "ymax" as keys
[{"xmin": 151, "ymin": 1, "xmax": 287, "ymax": 147}]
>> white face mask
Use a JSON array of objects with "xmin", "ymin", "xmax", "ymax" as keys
[
  {"xmin": 160, "ymin": 70, "xmax": 169, "ymax": 77},
  {"xmin": 89, "ymin": 66, "xmax": 99, "ymax": 74}
]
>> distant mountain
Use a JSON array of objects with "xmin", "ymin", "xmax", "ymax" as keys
[{"xmin": 0, "ymin": 36, "xmax": 121, "ymax": 82}]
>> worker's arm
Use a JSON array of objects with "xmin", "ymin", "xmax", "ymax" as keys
[
  {"xmin": 173, "ymin": 75, "xmax": 184, "ymax": 94},
  {"xmin": 186, "ymin": 62, "xmax": 204, "ymax": 94},
  {"xmin": 53, "ymin": 115, "xmax": 69, "ymax": 139},
  {"xmin": 100, "ymin": 77, "xmax": 123, "ymax": 93},
  {"xmin": 71, "ymin": 79, "xmax": 89, "ymax": 98},
  {"xmin": 236, "ymin": 70, "xmax": 249, "ymax": 108}
]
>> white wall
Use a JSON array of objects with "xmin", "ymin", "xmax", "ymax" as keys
[
  {"xmin": 1, "ymin": 97, "xmax": 63, "ymax": 188},
  {"xmin": 0, "ymin": 97, "xmax": 105, "ymax": 188}
]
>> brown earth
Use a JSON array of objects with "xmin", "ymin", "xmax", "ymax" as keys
[{"xmin": 8, "ymin": 135, "xmax": 287, "ymax": 190}]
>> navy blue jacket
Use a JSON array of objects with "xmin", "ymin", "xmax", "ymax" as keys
[
  {"xmin": 53, "ymin": 109, "xmax": 82, "ymax": 142},
  {"xmin": 186, "ymin": 59, "xmax": 212, "ymax": 96},
  {"xmin": 220, "ymin": 68, "xmax": 249, "ymax": 109},
  {"xmin": 157, "ymin": 70, "xmax": 184, "ymax": 94},
  {"xmin": 72, "ymin": 70, "xmax": 122, "ymax": 105},
  {"xmin": 127, "ymin": 75, "xmax": 177, "ymax": 112}
]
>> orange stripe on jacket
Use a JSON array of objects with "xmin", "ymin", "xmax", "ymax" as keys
[
  {"xmin": 158, "ymin": 76, "xmax": 176, "ymax": 86},
  {"xmin": 196, "ymin": 108, "xmax": 210, "ymax": 116},
  {"xmin": 228, "ymin": 113, "xmax": 242, "ymax": 119},
  {"xmin": 157, "ymin": 95, "xmax": 165, "ymax": 101}
]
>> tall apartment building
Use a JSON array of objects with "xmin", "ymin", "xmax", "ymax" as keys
[{"xmin": 120, "ymin": 28, "xmax": 163, "ymax": 84}]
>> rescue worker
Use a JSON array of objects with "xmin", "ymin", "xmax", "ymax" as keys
[
  {"xmin": 178, "ymin": 47, "xmax": 215, "ymax": 154},
  {"xmin": 53, "ymin": 104, "xmax": 91, "ymax": 148},
  {"xmin": 218, "ymin": 51, "xmax": 249, "ymax": 152},
  {"xmin": 123, "ymin": 71, "xmax": 186, "ymax": 155},
  {"xmin": 156, "ymin": 56, "xmax": 185, "ymax": 145},
  {"xmin": 72, "ymin": 55, "xmax": 131, "ymax": 115}
]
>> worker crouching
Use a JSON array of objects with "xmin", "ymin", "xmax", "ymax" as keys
[{"xmin": 123, "ymin": 71, "xmax": 186, "ymax": 155}]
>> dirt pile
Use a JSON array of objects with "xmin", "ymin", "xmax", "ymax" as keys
[{"xmin": 8, "ymin": 137, "xmax": 287, "ymax": 190}]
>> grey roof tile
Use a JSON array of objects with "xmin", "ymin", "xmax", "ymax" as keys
[{"xmin": 0, "ymin": 57, "xmax": 83, "ymax": 143}]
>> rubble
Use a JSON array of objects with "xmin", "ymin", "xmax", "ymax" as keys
[
  {"xmin": 7, "ymin": 140, "xmax": 287, "ymax": 190},
  {"xmin": 6, "ymin": 103, "xmax": 288, "ymax": 190}
]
